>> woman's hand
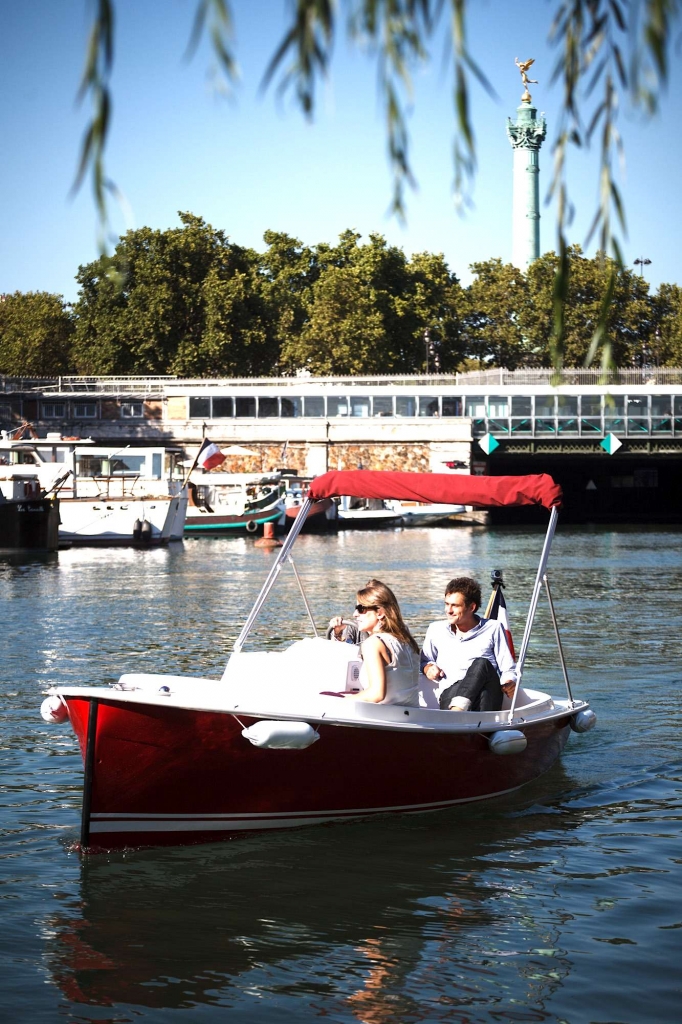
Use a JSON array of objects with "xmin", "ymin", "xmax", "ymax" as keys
[{"xmin": 328, "ymin": 615, "xmax": 345, "ymax": 639}]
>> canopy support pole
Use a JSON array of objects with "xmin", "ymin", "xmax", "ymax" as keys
[
  {"xmin": 543, "ymin": 573, "xmax": 574, "ymax": 704},
  {"xmin": 233, "ymin": 499, "xmax": 312, "ymax": 653},
  {"xmin": 288, "ymin": 554, "xmax": 319, "ymax": 638},
  {"xmin": 510, "ymin": 505, "xmax": 559, "ymax": 718}
]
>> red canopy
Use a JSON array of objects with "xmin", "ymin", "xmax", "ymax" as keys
[{"xmin": 308, "ymin": 471, "xmax": 562, "ymax": 510}]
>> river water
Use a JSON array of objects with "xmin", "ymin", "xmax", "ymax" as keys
[{"xmin": 1, "ymin": 525, "xmax": 681, "ymax": 1023}]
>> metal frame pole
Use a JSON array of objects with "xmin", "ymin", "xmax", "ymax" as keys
[
  {"xmin": 543, "ymin": 573, "xmax": 574, "ymax": 703},
  {"xmin": 233, "ymin": 498, "xmax": 313, "ymax": 653},
  {"xmin": 288, "ymin": 555, "xmax": 319, "ymax": 637},
  {"xmin": 509, "ymin": 505, "xmax": 559, "ymax": 718}
]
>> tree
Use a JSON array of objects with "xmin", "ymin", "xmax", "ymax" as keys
[
  {"xmin": 523, "ymin": 247, "xmax": 654, "ymax": 367},
  {"xmin": 462, "ymin": 259, "xmax": 528, "ymax": 369},
  {"xmin": 279, "ymin": 231, "xmax": 463, "ymax": 376},
  {"xmin": 0, "ymin": 292, "xmax": 74, "ymax": 376},
  {"xmin": 653, "ymin": 284, "xmax": 682, "ymax": 366},
  {"xmin": 72, "ymin": 212, "xmax": 276, "ymax": 375}
]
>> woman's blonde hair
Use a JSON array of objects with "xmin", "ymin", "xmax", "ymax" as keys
[{"xmin": 356, "ymin": 579, "xmax": 419, "ymax": 653}]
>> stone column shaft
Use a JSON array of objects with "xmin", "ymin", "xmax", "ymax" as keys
[{"xmin": 507, "ymin": 103, "xmax": 546, "ymax": 270}]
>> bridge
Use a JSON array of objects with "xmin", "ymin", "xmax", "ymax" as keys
[{"xmin": 2, "ymin": 368, "xmax": 681, "ymax": 521}]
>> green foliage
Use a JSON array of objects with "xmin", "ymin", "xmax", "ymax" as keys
[
  {"xmin": 0, "ymin": 292, "xmax": 74, "ymax": 376},
  {"xmin": 4, "ymin": 222, "xmax": 681, "ymax": 379},
  {"xmin": 653, "ymin": 284, "xmax": 682, "ymax": 366},
  {"xmin": 72, "ymin": 213, "xmax": 276, "ymax": 376},
  {"xmin": 280, "ymin": 232, "xmax": 464, "ymax": 375},
  {"xmin": 463, "ymin": 259, "xmax": 528, "ymax": 369}
]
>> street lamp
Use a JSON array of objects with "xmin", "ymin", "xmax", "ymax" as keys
[
  {"xmin": 634, "ymin": 257, "xmax": 651, "ymax": 277},
  {"xmin": 424, "ymin": 328, "xmax": 440, "ymax": 373}
]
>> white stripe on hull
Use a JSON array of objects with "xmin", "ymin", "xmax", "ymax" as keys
[{"xmin": 89, "ymin": 784, "xmax": 524, "ymax": 834}]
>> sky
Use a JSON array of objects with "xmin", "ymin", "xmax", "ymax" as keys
[{"xmin": 2, "ymin": 0, "xmax": 680, "ymax": 304}]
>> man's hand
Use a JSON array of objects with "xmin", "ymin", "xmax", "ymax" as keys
[
  {"xmin": 328, "ymin": 616, "xmax": 345, "ymax": 638},
  {"xmin": 423, "ymin": 662, "xmax": 445, "ymax": 682},
  {"xmin": 501, "ymin": 680, "xmax": 516, "ymax": 699}
]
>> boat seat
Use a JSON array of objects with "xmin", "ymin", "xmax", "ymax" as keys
[{"xmin": 222, "ymin": 636, "xmax": 363, "ymax": 696}]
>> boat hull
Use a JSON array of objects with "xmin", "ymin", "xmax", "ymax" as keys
[
  {"xmin": 185, "ymin": 503, "xmax": 282, "ymax": 534},
  {"xmin": 282, "ymin": 498, "xmax": 338, "ymax": 532},
  {"xmin": 64, "ymin": 696, "xmax": 570, "ymax": 850},
  {"xmin": 57, "ymin": 495, "xmax": 185, "ymax": 546},
  {"xmin": 0, "ymin": 496, "xmax": 60, "ymax": 552}
]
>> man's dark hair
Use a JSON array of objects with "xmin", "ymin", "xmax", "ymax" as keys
[{"xmin": 445, "ymin": 576, "xmax": 481, "ymax": 611}]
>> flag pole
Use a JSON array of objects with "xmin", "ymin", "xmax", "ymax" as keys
[{"xmin": 180, "ymin": 439, "xmax": 208, "ymax": 490}]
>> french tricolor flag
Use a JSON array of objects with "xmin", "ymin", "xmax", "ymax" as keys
[
  {"xmin": 196, "ymin": 439, "xmax": 224, "ymax": 472},
  {"xmin": 487, "ymin": 585, "xmax": 516, "ymax": 660}
]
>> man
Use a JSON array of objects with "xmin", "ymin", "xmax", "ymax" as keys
[{"xmin": 421, "ymin": 577, "xmax": 517, "ymax": 712}]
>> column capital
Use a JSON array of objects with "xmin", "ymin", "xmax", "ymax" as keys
[{"xmin": 506, "ymin": 106, "xmax": 546, "ymax": 150}]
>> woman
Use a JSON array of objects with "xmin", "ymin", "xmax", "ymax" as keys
[{"xmin": 343, "ymin": 580, "xmax": 420, "ymax": 707}]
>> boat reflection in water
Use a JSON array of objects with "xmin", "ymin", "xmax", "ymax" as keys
[{"xmin": 44, "ymin": 770, "xmax": 580, "ymax": 1016}]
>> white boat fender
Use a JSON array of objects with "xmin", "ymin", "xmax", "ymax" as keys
[
  {"xmin": 570, "ymin": 708, "xmax": 597, "ymax": 733},
  {"xmin": 40, "ymin": 696, "xmax": 68, "ymax": 724},
  {"xmin": 488, "ymin": 729, "xmax": 527, "ymax": 755},
  {"xmin": 245, "ymin": 520, "xmax": 258, "ymax": 533},
  {"xmin": 242, "ymin": 720, "xmax": 320, "ymax": 750}
]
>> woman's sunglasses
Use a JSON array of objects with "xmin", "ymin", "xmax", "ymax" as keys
[{"xmin": 355, "ymin": 604, "xmax": 379, "ymax": 614}]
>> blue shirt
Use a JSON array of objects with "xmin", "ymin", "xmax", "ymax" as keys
[{"xmin": 420, "ymin": 616, "xmax": 517, "ymax": 701}]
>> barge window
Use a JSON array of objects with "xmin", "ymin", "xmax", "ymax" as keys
[
  {"xmin": 557, "ymin": 396, "xmax": 578, "ymax": 415},
  {"xmin": 651, "ymin": 396, "xmax": 671, "ymax": 416},
  {"xmin": 350, "ymin": 396, "xmax": 370, "ymax": 417},
  {"xmin": 120, "ymin": 401, "xmax": 144, "ymax": 418},
  {"xmin": 511, "ymin": 396, "xmax": 532, "ymax": 432},
  {"xmin": 258, "ymin": 397, "xmax": 279, "ymax": 417},
  {"xmin": 488, "ymin": 396, "xmax": 508, "ymax": 417},
  {"xmin": 111, "ymin": 455, "xmax": 146, "ymax": 475},
  {"xmin": 42, "ymin": 402, "xmax": 65, "ymax": 418},
  {"xmin": 464, "ymin": 396, "xmax": 484, "ymax": 417},
  {"xmin": 627, "ymin": 396, "xmax": 648, "ymax": 415},
  {"xmin": 535, "ymin": 395, "xmax": 556, "ymax": 416},
  {"xmin": 395, "ymin": 396, "xmax": 416, "ymax": 416},
  {"xmin": 372, "ymin": 397, "xmax": 393, "ymax": 417},
  {"xmin": 441, "ymin": 397, "xmax": 461, "ymax": 416},
  {"xmin": 189, "ymin": 397, "xmax": 210, "ymax": 419},
  {"xmin": 281, "ymin": 398, "xmax": 301, "ymax": 417},
  {"xmin": 303, "ymin": 397, "xmax": 325, "ymax": 417},
  {"xmin": 328, "ymin": 397, "xmax": 349, "ymax": 416},
  {"xmin": 512, "ymin": 396, "xmax": 532, "ymax": 415},
  {"xmin": 419, "ymin": 398, "xmax": 439, "ymax": 417},
  {"xmin": 235, "ymin": 397, "xmax": 256, "ymax": 417},
  {"xmin": 212, "ymin": 397, "xmax": 234, "ymax": 418},
  {"xmin": 580, "ymin": 395, "xmax": 601, "ymax": 415},
  {"xmin": 74, "ymin": 402, "xmax": 97, "ymax": 418}
]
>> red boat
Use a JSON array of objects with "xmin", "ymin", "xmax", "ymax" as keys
[{"xmin": 41, "ymin": 471, "xmax": 596, "ymax": 851}]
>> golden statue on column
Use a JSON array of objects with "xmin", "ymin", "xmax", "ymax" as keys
[{"xmin": 515, "ymin": 57, "xmax": 537, "ymax": 103}]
